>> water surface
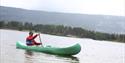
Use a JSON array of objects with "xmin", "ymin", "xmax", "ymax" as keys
[{"xmin": 0, "ymin": 29, "xmax": 125, "ymax": 63}]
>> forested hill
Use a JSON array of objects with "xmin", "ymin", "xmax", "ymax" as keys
[
  {"xmin": 0, "ymin": 6, "xmax": 125, "ymax": 34},
  {"xmin": 0, "ymin": 21, "xmax": 125, "ymax": 42}
]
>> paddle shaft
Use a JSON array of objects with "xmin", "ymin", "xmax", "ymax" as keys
[{"xmin": 38, "ymin": 34, "xmax": 43, "ymax": 47}]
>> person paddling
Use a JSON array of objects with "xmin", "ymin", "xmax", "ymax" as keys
[{"xmin": 26, "ymin": 31, "xmax": 42, "ymax": 46}]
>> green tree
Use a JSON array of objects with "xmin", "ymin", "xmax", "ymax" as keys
[
  {"xmin": 24, "ymin": 22, "xmax": 33, "ymax": 31},
  {"xmin": 0, "ymin": 21, "xmax": 5, "ymax": 28}
]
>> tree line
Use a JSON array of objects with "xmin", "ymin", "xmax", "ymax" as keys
[{"xmin": 0, "ymin": 21, "xmax": 125, "ymax": 42}]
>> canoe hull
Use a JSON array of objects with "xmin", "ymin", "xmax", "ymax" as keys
[{"xmin": 16, "ymin": 41, "xmax": 81, "ymax": 56}]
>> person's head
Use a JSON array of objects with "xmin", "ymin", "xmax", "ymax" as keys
[{"xmin": 29, "ymin": 31, "xmax": 33, "ymax": 36}]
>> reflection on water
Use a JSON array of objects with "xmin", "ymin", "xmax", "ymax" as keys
[
  {"xmin": 24, "ymin": 50, "xmax": 79, "ymax": 63},
  {"xmin": 56, "ymin": 55, "xmax": 79, "ymax": 63},
  {"xmin": 24, "ymin": 50, "xmax": 34, "ymax": 63},
  {"xmin": 25, "ymin": 50, "xmax": 33, "ymax": 56}
]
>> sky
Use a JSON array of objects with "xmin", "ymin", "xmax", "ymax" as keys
[{"xmin": 0, "ymin": 0, "xmax": 125, "ymax": 16}]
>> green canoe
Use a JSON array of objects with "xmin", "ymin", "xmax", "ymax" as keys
[{"xmin": 16, "ymin": 41, "xmax": 81, "ymax": 56}]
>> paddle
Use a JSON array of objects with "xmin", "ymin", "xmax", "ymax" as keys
[{"xmin": 38, "ymin": 33, "xmax": 43, "ymax": 47}]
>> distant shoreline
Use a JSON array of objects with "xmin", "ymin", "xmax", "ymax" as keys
[
  {"xmin": 1, "ymin": 20, "xmax": 125, "ymax": 43},
  {"xmin": 0, "ymin": 29, "xmax": 125, "ymax": 43}
]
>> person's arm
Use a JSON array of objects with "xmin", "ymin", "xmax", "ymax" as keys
[
  {"xmin": 27, "ymin": 34, "xmax": 39, "ymax": 40},
  {"xmin": 32, "ymin": 34, "xmax": 38, "ymax": 39}
]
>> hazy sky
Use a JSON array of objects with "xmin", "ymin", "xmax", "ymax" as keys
[{"xmin": 0, "ymin": 0, "xmax": 125, "ymax": 16}]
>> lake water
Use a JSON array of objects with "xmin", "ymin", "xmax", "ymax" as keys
[{"xmin": 0, "ymin": 29, "xmax": 125, "ymax": 63}]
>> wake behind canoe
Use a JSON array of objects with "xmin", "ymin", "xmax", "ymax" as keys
[{"xmin": 16, "ymin": 41, "xmax": 81, "ymax": 56}]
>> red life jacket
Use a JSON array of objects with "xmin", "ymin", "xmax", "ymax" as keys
[{"xmin": 26, "ymin": 34, "xmax": 38, "ymax": 45}]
